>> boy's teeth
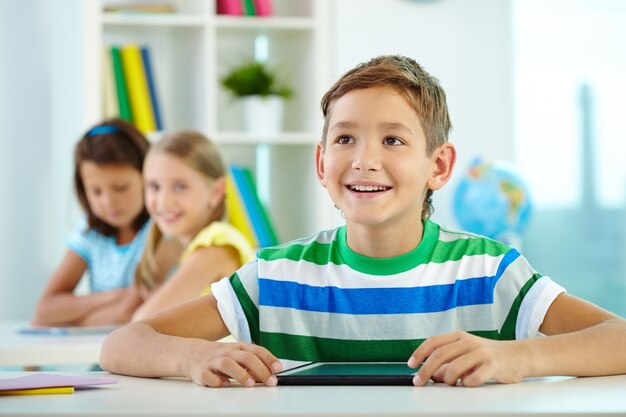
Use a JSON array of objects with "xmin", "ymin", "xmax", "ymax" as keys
[{"xmin": 351, "ymin": 185, "xmax": 388, "ymax": 192}]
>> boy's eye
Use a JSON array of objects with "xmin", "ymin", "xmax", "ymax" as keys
[
  {"xmin": 336, "ymin": 135, "xmax": 354, "ymax": 145},
  {"xmin": 383, "ymin": 136, "xmax": 402, "ymax": 146}
]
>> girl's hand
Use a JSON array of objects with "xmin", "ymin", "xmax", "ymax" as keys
[
  {"xmin": 185, "ymin": 341, "xmax": 282, "ymax": 388},
  {"xmin": 407, "ymin": 331, "xmax": 524, "ymax": 387}
]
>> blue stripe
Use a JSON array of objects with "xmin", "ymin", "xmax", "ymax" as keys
[{"xmin": 259, "ymin": 249, "xmax": 521, "ymax": 314}]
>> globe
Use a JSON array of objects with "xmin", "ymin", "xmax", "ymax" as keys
[{"xmin": 452, "ymin": 158, "xmax": 532, "ymax": 243}]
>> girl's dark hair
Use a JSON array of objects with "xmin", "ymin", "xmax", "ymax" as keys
[{"xmin": 74, "ymin": 118, "xmax": 150, "ymax": 237}]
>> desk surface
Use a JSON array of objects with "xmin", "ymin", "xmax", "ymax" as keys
[
  {"xmin": 2, "ymin": 372, "xmax": 626, "ymax": 416},
  {"xmin": 0, "ymin": 321, "xmax": 107, "ymax": 367}
]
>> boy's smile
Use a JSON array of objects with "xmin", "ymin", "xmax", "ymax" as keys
[{"xmin": 316, "ymin": 85, "xmax": 452, "ymax": 256}]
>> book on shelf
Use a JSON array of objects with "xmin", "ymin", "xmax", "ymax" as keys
[
  {"xmin": 103, "ymin": 4, "xmax": 176, "ymax": 14},
  {"xmin": 140, "ymin": 46, "xmax": 164, "ymax": 131},
  {"xmin": 109, "ymin": 46, "xmax": 132, "ymax": 122},
  {"xmin": 253, "ymin": 0, "xmax": 273, "ymax": 16},
  {"xmin": 227, "ymin": 165, "xmax": 279, "ymax": 248},
  {"xmin": 225, "ymin": 175, "xmax": 256, "ymax": 247},
  {"xmin": 242, "ymin": 0, "xmax": 256, "ymax": 16},
  {"xmin": 216, "ymin": 0, "xmax": 243, "ymax": 15},
  {"xmin": 102, "ymin": 47, "xmax": 119, "ymax": 118},
  {"xmin": 120, "ymin": 44, "xmax": 156, "ymax": 134}
]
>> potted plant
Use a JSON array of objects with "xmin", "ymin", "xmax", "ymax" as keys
[{"xmin": 221, "ymin": 61, "xmax": 293, "ymax": 135}]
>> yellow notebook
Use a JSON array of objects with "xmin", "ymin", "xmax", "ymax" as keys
[
  {"xmin": 0, "ymin": 386, "xmax": 74, "ymax": 395},
  {"xmin": 120, "ymin": 44, "xmax": 156, "ymax": 133}
]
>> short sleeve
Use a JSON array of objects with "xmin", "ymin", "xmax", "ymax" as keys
[
  {"xmin": 181, "ymin": 222, "xmax": 255, "ymax": 265},
  {"xmin": 212, "ymin": 260, "xmax": 259, "ymax": 343},
  {"xmin": 516, "ymin": 276, "xmax": 566, "ymax": 339},
  {"xmin": 65, "ymin": 220, "xmax": 92, "ymax": 263}
]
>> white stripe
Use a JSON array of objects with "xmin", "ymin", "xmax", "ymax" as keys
[
  {"xmin": 260, "ymin": 304, "xmax": 497, "ymax": 340},
  {"xmin": 268, "ymin": 228, "xmax": 338, "ymax": 249},
  {"xmin": 212, "ymin": 276, "xmax": 252, "ymax": 343},
  {"xmin": 237, "ymin": 260, "xmax": 260, "ymax": 307},
  {"xmin": 259, "ymin": 252, "xmax": 507, "ymax": 289},
  {"xmin": 522, "ymin": 277, "xmax": 566, "ymax": 338},
  {"xmin": 437, "ymin": 225, "xmax": 483, "ymax": 242},
  {"xmin": 493, "ymin": 254, "xmax": 537, "ymax": 331}
]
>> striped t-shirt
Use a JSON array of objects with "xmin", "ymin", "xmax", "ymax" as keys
[{"xmin": 212, "ymin": 220, "xmax": 564, "ymax": 364}]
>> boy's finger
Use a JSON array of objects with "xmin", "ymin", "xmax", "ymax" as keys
[
  {"xmin": 243, "ymin": 343, "xmax": 283, "ymax": 373},
  {"xmin": 209, "ymin": 357, "xmax": 257, "ymax": 387},
  {"xmin": 229, "ymin": 349, "xmax": 278, "ymax": 386}
]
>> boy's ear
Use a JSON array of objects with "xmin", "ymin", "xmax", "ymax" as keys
[
  {"xmin": 427, "ymin": 143, "xmax": 456, "ymax": 191},
  {"xmin": 315, "ymin": 142, "xmax": 328, "ymax": 188}
]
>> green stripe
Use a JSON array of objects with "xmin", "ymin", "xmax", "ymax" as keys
[
  {"xmin": 430, "ymin": 236, "xmax": 510, "ymax": 263},
  {"xmin": 260, "ymin": 222, "xmax": 510, "ymax": 274},
  {"xmin": 260, "ymin": 240, "xmax": 342, "ymax": 266},
  {"xmin": 499, "ymin": 273, "xmax": 542, "ymax": 340},
  {"xmin": 230, "ymin": 273, "xmax": 260, "ymax": 344},
  {"xmin": 260, "ymin": 330, "xmax": 501, "ymax": 361}
]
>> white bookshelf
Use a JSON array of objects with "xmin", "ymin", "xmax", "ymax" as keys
[{"xmin": 70, "ymin": 0, "xmax": 333, "ymax": 242}]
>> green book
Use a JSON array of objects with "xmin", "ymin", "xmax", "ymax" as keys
[
  {"xmin": 110, "ymin": 46, "xmax": 132, "ymax": 122},
  {"xmin": 242, "ymin": 0, "xmax": 256, "ymax": 15}
]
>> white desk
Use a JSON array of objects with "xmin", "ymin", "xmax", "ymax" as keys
[
  {"xmin": 2, "ymin": 372, "xmax": 626, "ymax": 416},
  {"xmin": 0, "ymin": 321, "xmax": 107, "ymax": 367}
]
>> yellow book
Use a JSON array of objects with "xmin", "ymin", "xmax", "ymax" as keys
[
  {"xmin": 0, "ymin": 386, "xmax": 74, "ymax": 395},
  {"xmin": 102, "ymin": 46, "xmax": 119, "ymax": 119},
  {"xmin": 120, "ymin": 44, "xmax": 156, "ymax": 133},
  {"xmin": 226, "ymin": 175, "xmax": 257, "ymax": 248}
]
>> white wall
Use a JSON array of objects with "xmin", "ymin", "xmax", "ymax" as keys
[
  {"xmin": 0, "ymin": 1, "xmax": 54, "ymax": 319},
  {"xmin": 0, "ymin": 0, "xmax": 515, "ymax": 319},
  {"xmin": 330, "ymin": 0, "xmax": 514, "ymax": 227}
]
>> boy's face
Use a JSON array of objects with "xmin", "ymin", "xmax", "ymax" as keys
[{"xmin": 316, "ymin": 86, "xmax": 452, "ymax": 232}]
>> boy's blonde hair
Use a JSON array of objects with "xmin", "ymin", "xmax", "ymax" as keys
[
  {"xmin": 138, "ymin": 131, "xmax": 226, "ymax": 289},
  {"xmin": 320, "ymin": 55, "xmax": 452, "ymax": 219}
]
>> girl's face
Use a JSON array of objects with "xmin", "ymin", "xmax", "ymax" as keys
[
  {"xmin": 80, "ymin": 161, "xmax": 144, "ymax": 230},
  {"xmin": 143, "ymin": 152, "xmax": 222, "ymax": 246}
]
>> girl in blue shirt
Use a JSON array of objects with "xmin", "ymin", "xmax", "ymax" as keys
[{"xmin": 33, "ymin": 119, "xmax": 170, "ymax": 326}]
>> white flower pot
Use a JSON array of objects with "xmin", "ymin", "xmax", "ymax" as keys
[{"xmin": 241, "ymin": 95, "xmax": 283, "ymax": 136}]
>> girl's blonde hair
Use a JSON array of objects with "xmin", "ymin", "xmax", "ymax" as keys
[{"xmin": 137, "ymin": 131, "xmax": 226, "ymax": 289}]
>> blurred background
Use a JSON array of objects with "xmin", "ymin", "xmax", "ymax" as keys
[{"xmin": 1, "ymin": 0, "xmax": 625, "ymax": 320}]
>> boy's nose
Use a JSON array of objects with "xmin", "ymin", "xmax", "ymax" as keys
[{"xmin": 352, "ymin": 144, "xmax": 382, "ymax": 171}]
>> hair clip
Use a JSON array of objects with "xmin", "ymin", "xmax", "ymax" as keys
[{"xmin": 85, "ymin": 125, "xmax": 121, "ymax": 137}]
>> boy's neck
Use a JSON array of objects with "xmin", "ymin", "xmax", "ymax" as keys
[{"xmin": 345, "ymin": 219, "xmax": 425, "ymax": 258}]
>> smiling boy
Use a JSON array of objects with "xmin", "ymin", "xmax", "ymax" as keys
[{"xmin": 100, "ymin": 55, "xmax": 626, "ymax": 388}]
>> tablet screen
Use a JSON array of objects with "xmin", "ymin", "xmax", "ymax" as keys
[{"xmin": 276, "ymin": 362, "xmax": 418, "ymax": 385}]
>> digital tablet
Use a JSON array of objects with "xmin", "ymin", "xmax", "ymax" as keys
[{"xmin": 276, "ymin": 362, "xmax": 419, "ymax": 385}]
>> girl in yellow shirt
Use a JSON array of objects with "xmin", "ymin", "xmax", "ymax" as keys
[{"xmin": 133, "ymin": 131, "xmax": 254, "ymax": 321}]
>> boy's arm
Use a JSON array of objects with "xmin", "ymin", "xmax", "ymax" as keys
[
  {"xmin": 100, "ymin": 293, "xmax": 281, "ymax": 387},
  {"xmin": 521, "ymin": 293, "xmax": 626, "ymax": 378},
  {"xmin": 408, "ymin": 293, "xmax": 626, "ymax": 386}
]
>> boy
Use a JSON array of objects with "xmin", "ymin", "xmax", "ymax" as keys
[{"xmin": 100, "ymin": 55, "xmax": 626, "ymax": 388}]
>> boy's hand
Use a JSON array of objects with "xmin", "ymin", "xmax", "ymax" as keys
[
  {"xmin": 185, "ymin": 341, "xmax": 282, "ymax": 388},
  {"xmin": 407, "ymin": 331, "xmax": 524, "ymax": 387}
]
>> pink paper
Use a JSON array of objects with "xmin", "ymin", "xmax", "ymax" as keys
[{"xmin": 0, "ymin": 373, "xmax": 117, "ymax": 391}]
